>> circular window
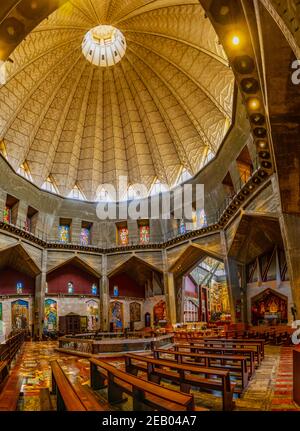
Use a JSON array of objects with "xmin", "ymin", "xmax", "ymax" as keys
[{"xmin": 82, "ymin": 25, "xmax": 126, "ymax": 67}]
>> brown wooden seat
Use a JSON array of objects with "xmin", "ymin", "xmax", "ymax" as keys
[
  {"xmin": 174, "ymin": 342, "xmax": 256, "ymax": 376},
  {"xmin": 40, "ymin": 388, "xmax": 54, "ymax": 411},
  {"xmin": 0, "ymin": 361, "xmax": 9, "ymax": 391},
  {"xmin": 152, "ymin": 348, "xmax": 249, "ymax": 392},
  {"xmin": 0, "ymin": 372, "xmax": 23, "ymax": 411},
  {"xmin": 51, "ymin": 360, "xmax": 105, "ymax": 411},
  {"xmin": 125, "ymin": 353, "xmax": 234, "ymax": 411},
  {"xmin": 203, "ymin": 337, "xmax": 265, "ymax": 359},
  {"xmin": 89, "ymin": 358, "xmax": 205, "ymax": 411}
]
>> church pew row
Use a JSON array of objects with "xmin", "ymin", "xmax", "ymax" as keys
[
  {"xmin": 51, "ymin": 360, "xmax": 107, "ymax": 411},
  {"xmin": 174, "ymin": 335, "xmax": 264, "ymax": 358},
  {"xmin": 176, "ymin": 338, "xmax": 263, "ymax": 366},
  {"xmin": 0, "ymin": 370, "xmax": 23, "ymax": 411},
  {"xmin": 174, "ymin": 343, "xmax": 256, "ymax": 376},
  {"xmin": 224, "ymin": 328, "xmax": 292, "ymax": 345},
  {"xmin": 152, "ymin": 348, "xmax": 249, "ymax": 392},
  {"xmin": 124, "ymin": 353, "xmax": 234, "ymax": 411},
  {"xmin": 202, "ymin": 338, "xmax": 264, "ymax": 361},
  {"xmin": 0, "ymin": 361, "xmax": 9, "ymax": 392},
  {"xmin": 89, "ymin": 358, "xmax": 206, "ymax": 411}
]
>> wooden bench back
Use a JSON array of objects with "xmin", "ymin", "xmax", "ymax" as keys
[
  {"xmin": 126, "ymin": 353, "xmax": 230, "ymax": 378},
  {"xmin": 51, "ymin": 360, "xmax": 86, "ymax": 411},
  {"xmin": 90, "ymin": 358, "xmax": 194, "ymax": 410}
]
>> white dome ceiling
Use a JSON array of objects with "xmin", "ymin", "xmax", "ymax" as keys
[{"xmin": 0, "ymin": 0, "xmax": 234, "ymax": 201}]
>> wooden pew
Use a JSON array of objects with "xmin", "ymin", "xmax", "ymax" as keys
[
  {"xmin": 174, "ymin": 343, "xmax": 256, "ymax": 377},
  {"xmin": 0, "ymin": 371, "xmax": 23, "ymax": 411},
  {"xmin": 124, "ymin": 353, "xmax": 234, "ymax": 411},
  {"xmin": 51, "ymin": 360, "xmax": 105, "ymax": 411},
  {"xmin": 0, "ymin": 361, "xmax": 9, "ymax": 391},
  {"xmin": 89, "ymin": 358, "xmax": 201, "ymax": 411},
  {"xmin": 202, "ymin": 338, "xmax": 264, "ymax": 363},
  {"xmin": 152, "ymin": 348, "xmax": 249, "ymax": 392}
]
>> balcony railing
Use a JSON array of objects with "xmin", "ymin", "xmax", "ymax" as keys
[{"xmin": 0, "ymin": 156, "xmax": 266, "ymax": 251}]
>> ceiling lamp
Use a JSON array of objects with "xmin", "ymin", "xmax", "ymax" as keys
[{"xmin": 82, "ymin": 25, "xmax": 126, "ymax": 67}]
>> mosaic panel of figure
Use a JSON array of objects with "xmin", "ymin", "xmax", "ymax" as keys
[
  {"xmin": 139, "ymin": 225, "xmax": 150, "ymax": 244},
  {"xmin": 80, "ymin": 227, "xmax": 90, "ymax": 246},
  {"xmin": 58, "ymin": 225, "xmax": 70, "ymax": 243},
  {"xmin": 118, "ymin": 227, "xmax": 129, "ymax": 245},
  {"xmin": 109, "ymin": 301, "xmax": 123, "ymax": 330},
  {"xmin": 251, "ymin": 289, "xmax": 288, "ymax": 325},
  {"xmin": 86, "ymin": 300, "xmax": 99, "ymax": 330},
  {"xmin": 3, "ymin": 206, "xmax": 11, "ymax": 223},
  {"xmin": 153, "ymin": 300, "xmax": 167, "ymax": 325},
  {"xmin": 130, "ymin": 302, "xmax": 141, "ymax": 322},
  {"xmin": 11, "ymin": 299, "xmax": 29, "ymax": 330},
  {"xmin": 44, "ymin": 299, "xmax": 57, "ymax": 332}
]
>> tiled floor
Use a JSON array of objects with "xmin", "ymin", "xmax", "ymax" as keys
[{"xmin": 6, "ymin": 341, "xmax": 300, "ymax": 411}]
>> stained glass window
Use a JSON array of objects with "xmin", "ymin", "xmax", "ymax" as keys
[
  {"xmin": 59, "ymin": 225, "xmax": 70, "ymax": 243},
  {"xmin": 91, "ymin": 284, "xmax": 98, "ymax": 295},
  {"xmin": 16, "ymin": 282, "xmax": 23, "ymax": 294},
  {"xmin": 80, "ymin": 227, "xmax": 90, "ymax": 246},
  {"xmin": 198, "ymin": 209, "xmax": 207, "ymax": 228},
  {"xmin": 139, "ymin": 224, "xmax": 150, "ymax": 244},
  {"xmin": 179, "ymin": 219, "xmax": 186, "ymax": 235},
  {"xmin": 118, "ymin": 227, "xmax": 128, "ymax": 245},
  {"xmin": 67, "ymin": 282, "xmax": 74, "ymax": 294}
]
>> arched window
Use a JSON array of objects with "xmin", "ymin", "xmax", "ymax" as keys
[
  {"xmin": 41, "ymin": 176, "xmax": 59, "ymax": 194},
  {"xmin": 67, "ymin": 184, "xmax": 86, "ymax": 200},
  {"xmin": 17, "ymin": 161, "xmax": 33, "ymax": 182}
]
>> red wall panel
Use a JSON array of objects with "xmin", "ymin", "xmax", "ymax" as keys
[
  {"xmin": 0, "ymin": 267, "xmax": 35, "ymax": 294},
  {"xmin": 109, "ymin": 273, "xmax": 145, "ymax": 298},
  {"xmin": 47, "ymin": 264, "xmax": 98, "ymax": 294}
]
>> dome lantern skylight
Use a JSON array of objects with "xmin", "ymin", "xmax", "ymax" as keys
[{"xmin": 82, "ymin": 24, "xmax": 126, "ymax": 67}]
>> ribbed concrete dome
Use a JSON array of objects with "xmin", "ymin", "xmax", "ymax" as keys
[{"xmin": 0, "ymin": 0, "xmax": 234, "ymax": 201}]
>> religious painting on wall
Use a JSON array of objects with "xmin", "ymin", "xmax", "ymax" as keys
[
  {"xmin": 80, "ymin": 227, "xmax": 90, "ymax": 246},
  {"xmin": 0, "ymin": 303, "xmax": 3, "ymax": 336},
  {"xmin": 11, "ymin": 299, "xmax": 29, "ymax": 330},
  {"xmin": 153, "ymin": 300, "xmax": 167, "ymax": 325},
  {"xmin": 251, "ymin": 289, "xmax": 288, "ymax": 325},
  {"xmin": 113, "ymin": 285, "xmax": 119, "ymax": 297},
  {"xmin": 118, "ymin": 227, "xmax": 129, "ymax": 245},
  {"xmin": 58, "ymin": 225, "xmax": 70, "ymax": 243},
  {"xmin": 109, "ymin": 301, "xmax": 123, "ymax": 330},
  {"xmin": 139, "ymin": 225, "xmax": 150, "ymax": 244},
  {"xmin": 86, "ymin": 300, "xmax": 99, "ymax": 330},
  {"xmin": 130, "ymin": 302, "xmax": 141, "ymax": 322},
  {"xmin": 3, "ymin": 206, "xmax": 11, "ymax": 223},
  {"xmin": 44, "ymin": 299, "xmax": 57, "ymax": 332}
]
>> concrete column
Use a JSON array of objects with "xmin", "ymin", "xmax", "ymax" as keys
[
  {"xmin": 279, "ymin": 213, "xmax": 300, "ymax": 320},
  {"xmin": 34, "ymin": 249, "xmax": 47, "ymax": 339},
  {"xmin": 0, "ymin": 189, "xmax": 6, "ymax": 220},
  {"xmin": 221, "ymin": 231, "xmax": 241, "ymax": 323},
  {"xmin": 16, "ymin": 200, "xmax": 28, "ymax": 229},
  {"xmin": 71, "ymin": 218, "xmax": 81, "ymax": 244},
  {"xmin": 162, "ymin": 249, "xmax": 177, "ymax": 325},
  {"xmin": 100, "ymin": 254, "xmax": 110, "ymax": 331}
]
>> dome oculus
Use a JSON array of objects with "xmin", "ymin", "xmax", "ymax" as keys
[{"xmin": 82, "ymin": 24, "xmax": 126, "ymax": 67}]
